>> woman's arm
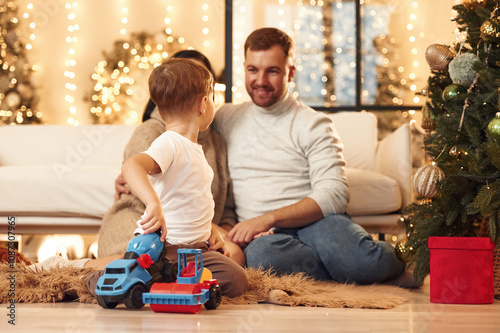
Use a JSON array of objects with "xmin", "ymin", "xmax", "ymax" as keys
[
  {"xmin": 115, "ymin": 114, "xmax": 165, "ymax": 200},
  {"xmin": 212, "ymin": 223, "xmax": 246, "ymax": 266}
]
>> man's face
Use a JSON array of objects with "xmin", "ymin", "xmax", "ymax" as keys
[{"xmin": 244, "ymin": 44, "xmax": 295, "ymax": 108}]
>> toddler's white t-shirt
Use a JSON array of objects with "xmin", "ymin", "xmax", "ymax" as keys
[{"xmin": 134, "ymin": 130, "xmax": 214, "ymax": 245}]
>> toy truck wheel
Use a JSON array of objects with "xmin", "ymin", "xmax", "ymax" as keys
[
  {"xmin": 204, "ymin": 284, "xmax": 222, "ymax": 310},
  {"xmin": 96, "ymin": 296, "xmax": 118, "ymax": 309},
  {"xmin": 123, "ymin": 284, "xmax": 147, "ymax": 309}
]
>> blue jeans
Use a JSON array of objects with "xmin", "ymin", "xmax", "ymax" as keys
[{"xmin": 244, "ymin": 214, "xmax": 405, "ymax": 284}]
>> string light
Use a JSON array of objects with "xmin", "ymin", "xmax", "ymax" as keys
[
  {"xmin": 120, "ymin": 0, "xmax": 128, "ymax": 36},
  {"xmin": 65, "ymin": 1, "xmax": 79, "ymax": 126},
  {"xmin": 202, "ymin": 3, "xmax": 210, "ymax": 48},
  {"xmin": 23, "ymin": 3, "xmax": 36, "ymax": 50},
  {"xmin": 278, "ymin": 0, "xmax": 286, "ymax": 30},
  {"xmin": 165, "ymin": 2, "xmax": 174, "ymax": 42},
  {"xmin": 409, "ymin": 1, "xmax": 420, "ymax": 104},
  {"xmin": 231, "ymin": 0, "xmax": 253, "ymax": 103},
  {"xmin": 24, "ymin": 2, "xmax": 42, "ymax": 121}
]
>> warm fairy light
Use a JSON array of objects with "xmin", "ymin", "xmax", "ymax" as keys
[
  {"xmin": 120, "ymin": 0, "xmax": 128, "ymax": 36},
  {"xmin": 23, "ymin": 3, "xmax": 35, "ymax": 50},
  {"xmin": 202, "ymin": 3, "xmax": 210, "ymax": 48},
  {"xmin": 406, "ymin": 0, "xmax": 420, "ymax": 104},
  {"xmin": 165, "ymin": 3, "xmax": 174, "ymax": 36},
  {"xmin": 232, "ymin": 0, "xmax": 253, "ymax": 103},
  {"xmin": 65, "ymin": 1, "xmax": 79, "ymax": 126},
  {"xmin": 278, "ymin": 0, "xmax": 286, "ymax": 29}
]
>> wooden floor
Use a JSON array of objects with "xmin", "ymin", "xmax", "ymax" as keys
[{"xmin": 2, "ymin": 277, "xmax": 499, "ymax": 333}]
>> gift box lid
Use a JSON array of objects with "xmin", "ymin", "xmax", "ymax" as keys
[{"xmin": 428, "ymin": 236, "xmax": 495, "ymax": 250}]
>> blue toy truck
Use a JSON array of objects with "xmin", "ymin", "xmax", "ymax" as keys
[
  {"xmin": 142, "ymin": 248, "xmax": 222, "ymax": 314},
  {"xmin": 95, "ymin": 232, "xmax": 174, "ymax": 309}
]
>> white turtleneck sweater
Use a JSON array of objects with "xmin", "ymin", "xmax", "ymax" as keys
[{"xmin": 214, "ymin": 92, "xmax": 349, "ymax": 222}]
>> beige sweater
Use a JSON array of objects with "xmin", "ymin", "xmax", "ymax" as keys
[{"xmin": 97, "ymin": 108, "xmax": 236, "ymax": 258}]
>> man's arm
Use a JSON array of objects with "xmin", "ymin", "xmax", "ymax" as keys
[{"xmin": 228, "ymin": 197, "xmax": 323, "ymax": 247}]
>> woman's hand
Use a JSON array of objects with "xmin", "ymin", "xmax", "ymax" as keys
[
  {"xmin": 208, "ymin": 228, "xmax": 231, "ymax": 258},
  {"xmin": 114, "ymin": 173, "xmax": 130, "ymax": 201}
]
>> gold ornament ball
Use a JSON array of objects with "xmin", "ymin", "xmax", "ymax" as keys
[
  {"xmin": 487, "ymin": 112, "xmax": 500, "ymax": 138},
  {"xmin": 425, "ymin": 44, "xmax": 454, "ymax": 71},
  {"xmin": 463, "ymin": 0, "xmax": 487, "ymax": 11},
  {"xmin": 413, "ymin": 163, "xmax": 445, "ymax": 198},
  {"xmin": 481, "ymin": 18, "xmax": 500, "ymax": 43},
  {"xmin": 395, "ymin": 239, "xmax": 413, "ymax": 263}
]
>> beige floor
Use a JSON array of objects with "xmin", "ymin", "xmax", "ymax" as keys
[{"xmin": 2, "ymin": 277, "xmax": 499, "ymax": 333}]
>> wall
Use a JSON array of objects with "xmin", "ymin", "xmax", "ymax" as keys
[{"xmin": 18, "ymin": 0, "xmax": 458, "ymax": 125}]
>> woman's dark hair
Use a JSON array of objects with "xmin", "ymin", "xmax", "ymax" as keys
[{"xmin": 142, "ymin": 49, "xmax": 215, "ymax": 122}]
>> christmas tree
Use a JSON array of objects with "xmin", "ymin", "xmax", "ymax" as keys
[
  {"xmin": 0, "ymin": 1, "xmax": 41, "ymax": 125},
  {"xmin": 404, "ymin": 0, "xmax": 500, "ymax": 283}
]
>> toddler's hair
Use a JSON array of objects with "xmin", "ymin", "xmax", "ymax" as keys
[{"xmin": 149, "ymin": 58, "xmax": 213, "ymax": 116}]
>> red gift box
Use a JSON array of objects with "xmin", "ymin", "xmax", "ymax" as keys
[{"xmin": 429, "ymin": 236, "xmax": 495, "ymax": 304}]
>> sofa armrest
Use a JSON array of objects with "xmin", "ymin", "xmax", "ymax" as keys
[{"xmin": 374, "ymin": 123, "xmax": 413, "ymax": 210}]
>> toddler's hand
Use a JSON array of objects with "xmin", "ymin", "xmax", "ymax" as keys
[{"xmin": 140, "ymin": 202, "xmax": 167, "ymax": 242}]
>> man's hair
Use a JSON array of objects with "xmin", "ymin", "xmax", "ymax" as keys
[
  {"xmin": 148, "ymin": 58, "xmax": 213, "ymax": 116},
  {"xmin": 244, "ymin": 27, "xmax": 295, "ymax": 64}
]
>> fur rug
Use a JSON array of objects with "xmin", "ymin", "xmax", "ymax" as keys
[
  {"xmin": 0, "ymin": 245, "xmax": 33, "ymax": 265},
  {"xmin": 0, "ymin": 262, "xmax": 411, "ymax": 309}
]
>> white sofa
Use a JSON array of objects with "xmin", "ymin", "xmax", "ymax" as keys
[{"xmin": 0, "ymin": 112, "xmax": 413, "ymax": 236}]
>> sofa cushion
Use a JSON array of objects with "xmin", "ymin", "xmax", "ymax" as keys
[
  {"xmin": 0, "ymin": 124, "xmax": 136, "ymax": 167},
  {"xmin": 345, "ymin": 168, "xmax": 402, "ymax": 215},
  {"xmin": 327, "ymin": 112, "xmax": 377, "ymax": 171},
  {"xmin": 0, "ymin": 165, "xmax": 117, "ymax": 218}
]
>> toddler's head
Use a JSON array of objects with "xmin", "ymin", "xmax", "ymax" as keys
[{"xmin": 148, "ymin": 58, "xmax": 214, "ymax": 117}]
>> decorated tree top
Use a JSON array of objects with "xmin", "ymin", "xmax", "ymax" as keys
[{"xmin": 406, "ymin": 0, "xmax": 500, "ymax": 283}]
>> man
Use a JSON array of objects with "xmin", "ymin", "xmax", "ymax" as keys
[{"xmin": 214, "ymin": 27, "xmax": 408, "ymax": 285}]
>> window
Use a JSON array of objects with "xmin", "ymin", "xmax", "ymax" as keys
[{"xmin": 224, "ymin": 0, "xmax": 452, "ymax": 112}]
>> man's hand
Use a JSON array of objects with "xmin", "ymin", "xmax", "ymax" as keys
[
  {"xmin": 114, "ymin": 173, "xmax": 130, "ymax": 201},
  {"xmin": 227, "ymin": 215, "xmax": 273, "ymax": 247}
]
